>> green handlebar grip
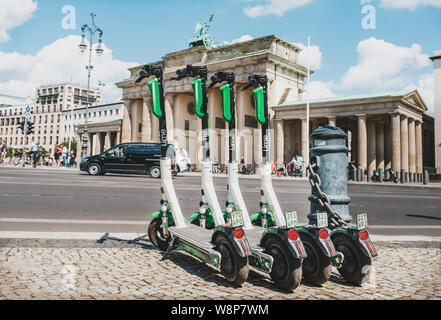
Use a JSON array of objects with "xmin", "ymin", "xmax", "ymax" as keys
[
  {"xmin": 253, "ymin": 86, "xmax": 266, "ymax": 125},
  {"xmin": 219, "ymin": 84, "xmax": 232, "ymax": 123},
  {"xmin": 148, "ymin": 78, "xmax": 162, "ymax": 118},
  {"xmin": 192, "ymin": 78, "xmax": 204, "ymax": 119}
]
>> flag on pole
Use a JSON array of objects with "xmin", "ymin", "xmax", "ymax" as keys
[{"xmin": 98, "ymin": 80, "xmax": 106, "ymax": 87}]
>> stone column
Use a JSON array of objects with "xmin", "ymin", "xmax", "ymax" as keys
[
  {"xmin": 131, "ymin": 100, "xmax": 139, "ymax": 142},
  {"xmin": 276, "ymin": 119, "xmax": 284, "ymax": 164},
  {"xmin": 173, "ymin": 95, "xmax": 183, "ymax": 148},
  {"xmin": 384, "ymin": 121, "xmax": 392, "ymax": 170},
  {"xmin": 357, "ymin": 114, "xmax": 367, "ymax": 170},
  {"xmin": 87, "ymin": 133, "xmax": 93, "ymax": 156},
  {"xmin": 141, "ymin": 98, "xmax": 152, "ymax": 142},
  {"xmin": 391, "ymin": 113, "xmax": 401, "ymax": 172},
  {"xmin": 116, "ymin": 130, "xmax": 121, "ymax": 145},
  {"xmin": 415, "ymin": 120, "xmax": 423, "ymax": 174},
  {"xmin": 376, "ymin": 121, "xmax": 385, "ymax": 170},
  {"xmin": 121, "ymin": 100, "xmax": 132, "ymax": 143},
  {"xmin": 400, "ymin": 115, "xmax": 409, "ymax": 173},
  {"xmin": 104, "ymin": 132, "xmax": 111, "ymax": 150},
  {"xmin": 367, "ymin": 119, "xmax": 376, "ymax": 174},
  {"xmin": 311, "ymin": 119, "xmax": 320, "ymax": 131},
  {"xmin": 327, "ymin": 115, "xmax": 337, "ymax": 127},
  {"xmin": 408, "ymin": 118, "xmax": 416, "ymax": 174}
]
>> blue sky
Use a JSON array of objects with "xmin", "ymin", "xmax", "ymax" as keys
[{"xmin": 0, "ymin": 0, "xmax": 440, "ymax": 112}]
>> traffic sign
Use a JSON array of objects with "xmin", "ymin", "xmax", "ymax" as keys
[{"xmin": 25, "ymin": 112, "xmax": 31, "ymax": 119}]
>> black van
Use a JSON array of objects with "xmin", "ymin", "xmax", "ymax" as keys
[{"xmin": 79, "ymin": 142, "xmax": 176, "ymax": 178}]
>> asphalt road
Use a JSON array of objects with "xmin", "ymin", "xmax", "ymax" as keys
[{"xmin": 0, "ymin": 166, "xmax": 440, "ymax": 237}]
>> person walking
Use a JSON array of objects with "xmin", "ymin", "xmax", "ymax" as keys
[
  {"xmin": 54, "ymin": 144, "xmax": 60, "ymax": 167},
  {"xmin": 29, "ymin": 138, "xmax": 39, "ymax": 168},
  {"xmin": 62, "ymin": 145, "xmax": 68, "ymax": 167},
  {"xmin": 0, "ymin": 140, "xmax": 7, "ymax": 165}
]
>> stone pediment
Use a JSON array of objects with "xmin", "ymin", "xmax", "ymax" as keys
[{"xmin": 401, "ymin": 90, "xmax": 428, "ymax": 113}]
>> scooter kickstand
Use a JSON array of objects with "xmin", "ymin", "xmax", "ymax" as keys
[{"xmin": 161, "ymin": 236, "xmax": 178, "ymax": 261}]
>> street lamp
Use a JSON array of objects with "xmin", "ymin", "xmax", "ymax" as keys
[{"xmin": 78, "ymin": 12, "xmax": 104, "ymax": 160}]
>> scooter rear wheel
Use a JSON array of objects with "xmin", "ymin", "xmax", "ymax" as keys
[
  {"xmin": 264, "ymin": 237, "xmax": 302, "ymax": 292},
  {"xmin": 332, "ymin": 234, "xmax": 372, "ymax": 286},
  {"xmin": 215, "ymin": 233, "xmax": 249, "ymax": 286},
  {"xmin": 301, "ymin": 233, "xmax": 332, "ymax": 285},
  {"xmin": 148, "ymin": 218, "xmax": 171, "ymax": 251}
]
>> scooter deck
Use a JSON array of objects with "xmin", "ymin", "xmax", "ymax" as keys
[{"xmin": 168, "ymin": 224, "xmax": 214, "ymax": 250}]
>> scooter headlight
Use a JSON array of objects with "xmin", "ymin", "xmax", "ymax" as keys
[
  {"xmin": 199, "ymin": 206, "xmax": 207, "ymax": 214},
  {"xmin": 226, "ymin": 206, "xmax": 233, "ymax": 214},
  {"xmin": 261, "ymin": 206, "xmax": 268, "ymax": 214},
  {"xmin": 161, "ymin": 204, "xmax": 168, "ymax": 213}
]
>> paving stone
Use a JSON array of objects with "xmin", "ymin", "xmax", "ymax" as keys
[{"xmin": 0, "ymin": 244, "xmax": 439, "ymax": 300}]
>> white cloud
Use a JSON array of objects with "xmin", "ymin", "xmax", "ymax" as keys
[
  {"xmin": 294, "ymin": 42, "xmax": 322, "ymax": 70},
  {"xmin": 0, "ymin": 35, "xmax": 139, "ymax": 102},
  {"xmin": 232, "ymin": 34, "xmax": 253, "ymax": 43},
  {"xmin": 0, "ymin": 0, "xmax": 38, "ymax": 42},
  {"xmin": 306, "ymin": 81, "xmax": 335, "ymax": 100},
  {"xmin": 361, "ymin": 0, "xmax": 441, "ymax": 9},
  {"xmin": 334, "ymin": 37, "xmax": 430, "ymax": 91},
  {"xmin": 244, "ymin": 0, "xmax": 315, "ymax": 17}
]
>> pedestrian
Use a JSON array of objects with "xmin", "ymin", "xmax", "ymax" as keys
[
  {"xmin": 54, "ymin": 144, "xmax": 60, "ymax": 167},
  {"xmin": 0, "ymin": 139, "xmax": 7, "ymax": 165},
  {"xmin": 29, "ymin": 138, "xmax": 39, "ymax": 168},
  {"xmin": 62, "ymin": 145, "xmax": 68, "ymax": 167}
]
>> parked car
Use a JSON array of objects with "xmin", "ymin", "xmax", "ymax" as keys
[{"xmin": 80, "ymin": 142, "xmax": 176, "ymax": 178}]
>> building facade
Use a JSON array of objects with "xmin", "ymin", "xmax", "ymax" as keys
[
  {"xmin": 0, "ymin": 97, "xmax": 34, "ymax": 151},
  {"xmin": 273, "ymin": 91, "xmax": 428, "ymax": 178},
  {"xmin": 33, "ymin": 83, "xmax": 102, "ymax": 155},
  {"xmin": 64, "ymin": 102, "xmax": 123, "ymax": 158},
  {"xmin": 116, "ymin": 35, "xmax": 307, "ymax": 169},
  {"xmin": 431, "ymin": 50, "xmax": 441, "ymax": 174}
]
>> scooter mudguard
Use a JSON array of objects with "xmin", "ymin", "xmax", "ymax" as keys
[
  {"xmin": 212, "ymin": 226, "xmax": 250, "ymax": 258},
  {"xmin": 297, "ymin": 227, "xmax": 337, "ymax": 258},
  {"xmin": 330, "ymin": 228, "xmax": 377, "ymax": 258},
  {"xmin": 261, "ymin": 228, "xmax": 306, "ymax": 259}
]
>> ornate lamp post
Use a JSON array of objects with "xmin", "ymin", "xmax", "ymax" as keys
[{"xmin": 78, "ymin": 12, "xmax": 104, "ymax": 159}]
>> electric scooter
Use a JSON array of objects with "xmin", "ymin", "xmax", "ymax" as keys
[
  {"xmin": 203, "ymin": 71, "xmax": 306, "ymax": 292},
  {"xmin": 137, "ymin": 65, "xmax": 250, "ymax": 286},
  {"xmin": 242, "ymin": 75, "xmax": 344, "ymax": 286}
]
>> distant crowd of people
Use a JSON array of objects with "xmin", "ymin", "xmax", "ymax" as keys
[{"xmin": 0, "ymin": 139, "xmax": 77, "ymax": 168}]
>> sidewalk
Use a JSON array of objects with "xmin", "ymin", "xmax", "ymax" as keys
[{"xmin": 0, "ymin": 237, "xmax": 439, "ymax": 300}]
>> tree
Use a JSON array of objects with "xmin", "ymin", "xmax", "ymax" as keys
[
  {"xmin": 37, "ymin": 146, "xmax": 49, "ymax": 159},
  {"xmin": 6, "ymin": 147, "xmax": 14, "ymax": 158}
]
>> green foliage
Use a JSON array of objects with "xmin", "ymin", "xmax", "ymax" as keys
[
  {"xmin": 5, "ymin": 147, "xmax": 14, "ymax": 158},
  {"xmin": 61, "ymin": 139, "xmax": 77, "ymax": 156}
]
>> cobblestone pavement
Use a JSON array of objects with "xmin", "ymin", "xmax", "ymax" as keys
[{"xmin": 0, "ymin": 238, "xmax": 440, "ymax": 300}]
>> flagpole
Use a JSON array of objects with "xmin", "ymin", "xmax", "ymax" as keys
[{"xmin": 305, "ymin": 34, "xmax": 311, "ymax": 177}]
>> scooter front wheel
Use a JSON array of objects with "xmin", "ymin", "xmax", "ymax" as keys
[
  {"xmin": 148, "ymin": 217, "xmax": 171, "ymax": 251},
  {"xmin": 301, "ymin": 233, "xmax": 332, "ymax": 285},
  {"xmin": 215, "ymin": 233, "xmax": 249, "ymax": 286},
  {"xmin": 264, "ymin": 237, "xmax": 302, "ymax": 292},
  {"xmin": 332, "ymin": 234, "xmax": 372, "ymax": 286}
]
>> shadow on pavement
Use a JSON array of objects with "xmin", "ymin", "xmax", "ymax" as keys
[{"xmin": 96, "ymin": 232, "xmax": 156, "ymax": 250}]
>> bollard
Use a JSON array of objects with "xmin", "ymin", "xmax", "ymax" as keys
[
  {"xmin": 409, "ymin": 173, "xmax": 412, "ymax": 183},
  {"xmin": 400, "ymin": 170, "xmax": 405, "ymax": 184},
  {"xmin": 307, "ymin": 125, "xmax": 352, "ymax": 223},
  {"xmin": 413, "ymin": 173, "xmax": 416, "ymax": 183},
  {"xmin": 405, "ymin": 172, "xmax": 408, "ymax": 183},
  {"xmin": 423, "ymin": 170, "xmax": 429, "ymax": 185},
  {"xmin": 352, "ymin": 168, "xmax": 357, "ymax": 181},
  {"xmin": 366, "ymin": 169, "xmax": 370, "ymax": 182},
  {"xmin": 379, "ymin": 169, "xmax": 384, "ymax": 183}
]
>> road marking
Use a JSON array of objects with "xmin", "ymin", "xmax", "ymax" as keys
[
  {"xmin": 368, "ymin": 225, "xmax": 441, "ymax": 229},
  {"xmin": 0, "ymin": 217, "xmax": 147, "ymax": 225},
  {"xmin": 0, "ymin": 231, "xmax": 141, "ymax": 240}
]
